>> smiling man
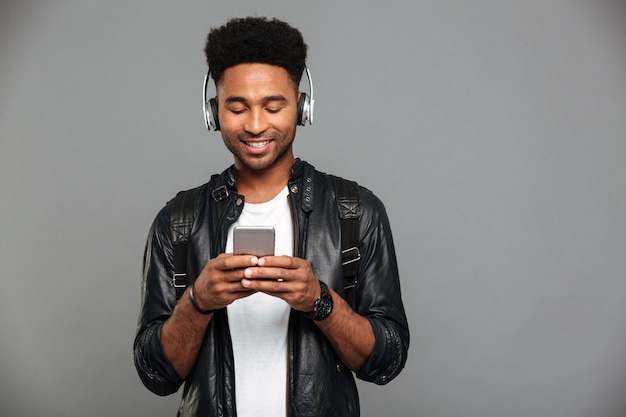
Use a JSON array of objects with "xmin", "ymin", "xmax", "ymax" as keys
[{"xmin": 134, "ymin": 17, "xmax": 409, "ymax": 417}]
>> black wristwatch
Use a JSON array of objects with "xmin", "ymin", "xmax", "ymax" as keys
[{"xmin": 305, "ymin": 280, "xmax": 333, "ymax": 321}]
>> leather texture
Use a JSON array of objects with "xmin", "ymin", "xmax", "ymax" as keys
[{"xmin": 134, "ymin": 159, "xmax": 410, "ymax": 417}]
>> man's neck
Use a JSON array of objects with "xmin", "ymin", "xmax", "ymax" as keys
[{"xmin": 233, "ymin": 158, "xmax": 294, "ymax": 204}]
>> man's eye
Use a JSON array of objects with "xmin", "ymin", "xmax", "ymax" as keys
[
  {"xmin": 229, "ymin": 107, "xmax": 246, "ymax": 114},
  {"xmin": 266, "ymin": 107, "xmax": 282, "ymax": 114}
]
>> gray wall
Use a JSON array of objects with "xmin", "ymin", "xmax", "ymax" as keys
[{"xmin": 1, "ymin": 1, "xmax": 625, "ymax": 416}]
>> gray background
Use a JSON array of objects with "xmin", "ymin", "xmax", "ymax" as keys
[{"xmin": 1, "ymin": 1, "xmax": 625, "ymax": 416}]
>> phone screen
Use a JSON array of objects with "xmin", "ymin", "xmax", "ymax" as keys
[{"xmin": 233, "ymin": 226, "xmax": 275, "ymax": 256}]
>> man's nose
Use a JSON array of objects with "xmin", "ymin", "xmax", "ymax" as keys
[{"xmin": 243, "ymin": 107, "xmax": 269, "ymax": 135}]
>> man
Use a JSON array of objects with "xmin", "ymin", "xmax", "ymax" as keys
[{"xmin": 134, "ymin": 16, "xmax": 409, "ymax": 417}]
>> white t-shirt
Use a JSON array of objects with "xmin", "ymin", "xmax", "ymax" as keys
[{"xmin": 226, "ymin": 186, "xmax": 293, "ymax": 417}]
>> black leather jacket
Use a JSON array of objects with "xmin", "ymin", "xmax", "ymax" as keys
[{"xmin": 134, "ymin": 160, "xmax": 409, "ymax": 417}]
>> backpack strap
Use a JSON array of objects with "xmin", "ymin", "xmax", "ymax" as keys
[
  {"xmin": 331, "ymin": 175, "xmax": 362, "ymax": 311},
  {"xmin": 169, "ymin": 186, "xmax": 201, "ymax": 301}
]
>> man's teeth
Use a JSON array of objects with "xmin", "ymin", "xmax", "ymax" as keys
[{"xmin": 247, "ymin": 141, "xmax": 270, "ymax": 148}]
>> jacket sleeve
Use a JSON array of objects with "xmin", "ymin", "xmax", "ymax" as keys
[
  {"xmin": 353, "ymin": 190, "xmax": 410, "ymax": 385},
  {"xmin": 133, "ymin": 205, "xmax": 185, "ymax": 396}
]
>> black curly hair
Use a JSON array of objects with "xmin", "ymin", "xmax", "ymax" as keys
[{"xmin": 204, "ymin": 17, "xmax": 308, "ymax": 87}]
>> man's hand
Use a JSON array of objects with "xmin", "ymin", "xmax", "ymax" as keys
[
  {"xmin": 238, "ymin": 256, "xmax": 321, "ymax": 313},
  {"xmin": 190, "ymin": 253, "xmax": 260, "ymax": 311}
]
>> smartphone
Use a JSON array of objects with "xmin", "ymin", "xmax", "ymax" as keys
[{"xmin": 233, "ymin": 226, "xmax": 275, "ymax": 257}]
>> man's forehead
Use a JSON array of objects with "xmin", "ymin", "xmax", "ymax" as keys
[{"xmin": 217, "ymin": 63, "xmax": 297, "ymax": 91}]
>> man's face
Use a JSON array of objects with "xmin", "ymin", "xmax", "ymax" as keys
[{"xmin": 216, "ymin": 63, "xmax": 299, "ymax": 174}]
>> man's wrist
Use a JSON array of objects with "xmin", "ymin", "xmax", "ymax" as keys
[
  {"xmin": 304, "ymin": 280, "xmax": 333, "ymax": 321},
  {"xmin": 189, "ymin": 282, "xmax": 214, "ymax": 315}
]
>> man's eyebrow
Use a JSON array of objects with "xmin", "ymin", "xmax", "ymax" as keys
[
  {"xmin": 224, "ymin": 96, "xmax": 247, "ymax": 104},
  {"xmin": 262, "ymin": 95, "xmax": 288, "ymax": 103},
  {"xmin": 223, "ymin": 95, "xmax": 288, "ymax": 104}
]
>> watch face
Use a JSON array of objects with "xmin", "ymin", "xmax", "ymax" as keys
[
  {"xmin": 317, "ymin": 298, "xmax": 332, "ymax": 317},
  {"xmin": 313, "ymin": 281, "xmax": 333, "ymax": 320}
]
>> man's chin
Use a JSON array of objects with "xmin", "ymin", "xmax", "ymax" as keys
[
  {"xmin": 234, "ymin": 156, "xmax": 276, "ymax": 173},
  {"xmin": 237, "ymin": 148, "xmax": 294, "ymax": 172}
]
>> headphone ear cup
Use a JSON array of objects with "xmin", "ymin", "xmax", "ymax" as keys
[
  {"xmin": 297, "ymin": 93, "xmax": 309, "ymax": 126},
  {"xmin": 209, "ymin": 98, "xmax": 220, "ymax": 131}
]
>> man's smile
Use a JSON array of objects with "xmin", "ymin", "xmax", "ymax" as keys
[{"xmin": 244, "ymin": 140, "xmax": 272, "ymax": 148}]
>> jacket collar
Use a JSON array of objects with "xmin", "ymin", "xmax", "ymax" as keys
[{"xmin": 210, "ymin": 158, "xmax": 314, "ymax": 212}]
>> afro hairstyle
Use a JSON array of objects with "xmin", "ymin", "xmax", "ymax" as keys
[{"xmin": 204, "ymin": 16, "xmax": 308, "ymax": 87}]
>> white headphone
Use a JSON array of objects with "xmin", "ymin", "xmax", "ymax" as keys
[{"xmin": 202, "ymin": 66, "xmax": 315, "ymax": 131}]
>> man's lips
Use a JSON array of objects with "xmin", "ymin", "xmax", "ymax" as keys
[
  {"xmin": 242, "ymin": 139, "xmax": 273, "ymax": 154},
  {"xmin": 244, "ymin": 140, "xmax": 271, "ymax": 148}
]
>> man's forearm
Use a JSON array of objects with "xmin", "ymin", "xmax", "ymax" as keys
[
  {"xmin": 314, "ymin": 289, "xmax": 375, "ymax": 371},
  {"xmin": 160, "ymin": 288, "xmax": 213, "ymax": 379}
]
